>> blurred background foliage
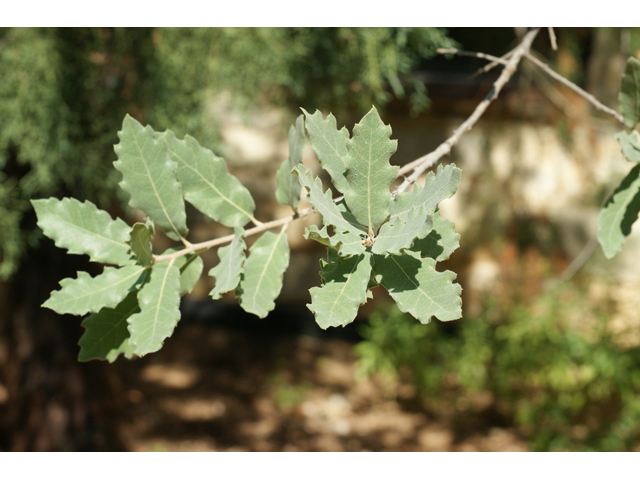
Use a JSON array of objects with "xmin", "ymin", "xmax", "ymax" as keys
[
  {"xmin": 357, "ymin": 288, "xmax": 640, "ymax": 451},
  {"xmin": 0, "ymin": 26, "xmax": 456, "ymax": 280}
]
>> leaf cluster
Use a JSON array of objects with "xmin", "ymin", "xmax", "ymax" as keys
[
  {"xmin": 297, "ymin": 107, "xmax": 462, "ymax": 328},
  {"xmin": 33, "ymin": 116, "xmax": 289, "ymax": 361},
  {"xmin": 356, "ymin": 291, "xmax": 640, "ymax": 451},
  {"xmin": 33, "ymin": 107, "xmax": 463, "ymax": 362}
]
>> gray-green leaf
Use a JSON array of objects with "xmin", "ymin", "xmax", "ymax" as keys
[
  {"xmin": 114, "ymin": 115, "xmax": 188, "ymax": 241},
  {"xmin": 128, "ymin": 220, "xmax": 154, "ymax": 266},
  {"xmin": 32, "ymin": 197, "xmax": 132, "ymax": 266},
  {"xmin": 304, "ymin": 224, "xmax": 366, "ymax": 256},
  {"xmin": 42, "ymin": 264, "xmax": 147, "ymax": 315},
  {"xmin": 619, "ymin": 57, "xmax": 640, "ymax": 128},
  {"xmin": 78, "ymin": 290, "xmax": 139, "ymax": 363},
  {"xmin": 372, "ymin": 206, "xmax": 433, "ymax": 256},
  {"xmin": 343, "ymin": 106, "xmax": 398, "ymax": 232},
  {"xmin": 410, "ymin": 211, "xmax": 460, "ymax": 261},
  {"xmin": 302, "ymin": 108, "xmax": 350, "ymax": 194},
  {"xmin": 209, "ymin": 227, "xmax": 246, "ymax": 299},
  {"xmin": 237, "ymin": 229, "xmax": 290, "ymax": 318},
  {"xmin": 276, "ymin": 115, "xmax": 306, "ymax": 209},
  {"xmin": 373, "ymin": 251, "xmax": 462, "ymax": 323},
  {"xmin": 160, "ymin": 130, "xmax": 257, "ymax": 227},
  {"xmin": 615, "ymin": 130, "xmax": 640, "ymax": 163},
  {"xmin": 308, "ymin": 251, "xmax": 372, "ymax": 329},
  {"xmin": 597, "ymin": 164, "xmax": 640, "ymax": 259},
  {"xmin": 128, "ymin": 261, "xmax": 181, "ymax": 356},
  {"xmin": 295, "ymin": 165, "xmax": 365, "ymax": 255},
  {"xmin": 159, "ymin": 248, "xmax": 204, "ymax": 295},
  {"xmin": 388, "ymin": 164, "xmax": 461, "ymax": 224}
]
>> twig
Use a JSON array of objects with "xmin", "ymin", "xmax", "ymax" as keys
[
  {"xmin": 394, "ymin": 28, "xmax": 541, "ymax": 195},
  {"xmin": 524, "ymin": 51, "xmax": 626, "ymax": 125},
  {"xmin": 544, "ymin": 234, "xmax": 599, "ymax": 288},
  {"xmin": 154, "ymin": 206, "xmax": 314, "ymax": 263},
  {"xmin": 437, "ymin": 48, "xmax": 508, "ymax": 66},
  {"xmin": 468, "ymin": 46, "xmax": 517, "ymax": 80},
  {"xmin": 548, "ymin": 27, "xmax": 557, "ymax": 51}
]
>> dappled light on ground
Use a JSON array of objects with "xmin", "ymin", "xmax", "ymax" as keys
[{"xmin": 111, "ymin": 320, "xmax": 528, "ymax": 452}]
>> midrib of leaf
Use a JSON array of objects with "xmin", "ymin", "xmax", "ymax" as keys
[
  {"xmin": 251, "ymin": 230, "xmax": 285, "ymax": 307},
  {"xmin": 134, "ymin": 135, "xmax": 183, "ymax": 239},
  {"xmin": 165, "ymin": 140, "xmax": 258, "ymax": 224},
  {"xmin": 389, "ymin": 255, "xmax": 448, "ymax": 311},
  {"xmin": 66, "ymin": 267, "xmax": 147, "ymax": 304},
  {"xmin": 149, "ymin": 262, "xmax": 173, "ymax": 342},
  {"xmin": 131, "ymin": 233, "xmax": 152, "ymax": 260},
  {"xmin": 219, "ymin": 239, "xmax": 238, "ymax": 285},
  {"xmin": 326, "ymin": 254, "xmax": 362, "ymax": 324},
  {"xmin": 54, "ymin": 216, "xmax": 129, "ymax": 251}
]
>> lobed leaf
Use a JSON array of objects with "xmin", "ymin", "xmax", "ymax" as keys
[
  {"xmin": 343, "ymin": 106, "xmax": 398, "ymax": 232},
  {"xmin": 372, "ymin": 206, "xmax": 433, "ymax": 256},
  {"xmin": 619, "ymin": 57, "xmax": 640, "ymax": 128},
  {"xmin": 78, "ymin": 290, "xmax": 139, "ymax": 363},
  {"xmin": 32, "ymin": 197, "xmax": 132, "ymax": 266},
  {"xmin": 42, "ymin": 265, "xmax": 147, "ymax": 316},
  {"xmin": 304, "ymin": 224, "xmax": 366, "ymax": 256},
  {"xmin": 614, "ymin": 130, "xmax": 640, "ymax": 163},
  {"xmin": 160, "ymin": 130, "xmax": 257, "ymax": 227},
  {"xmin": 295, "ymin": 165, "xmax": 366, "ymax": 255},
  {"xmin": 128, "ymin": 261, "xmax": 182, "ymax": 356},
  {"xmin": 597, "ymin": 164, "xmax": 640, "ymax": 259},
  {"xmin": 276, "ymin": 115, "xmax": 306, "ymax": 209},
  {"xmin": 237, "ymin": 230, "xmax": 290, "ymax": 318},
  {"xmin": 114, "ymin": 115, "xmax": 188, "ymax": 241},
  {"xmin": 388, "ymin": 164, "xmax": 461, "ymax": 224},
  {"xmin": 128, "ymin": 220, "xmax": 154, "ymax": 266},
  {"xmin": 410, "ymin": 211, "xmax": 460, "ymax": 262},
  {"xmin": 209, "ymin": 227, "xmax": 246, "ymax": 300},
  {"xmin": 373, "ymin": 251, "xmax": 462, "ymax": 323},
  {"xmin": 308, "ymin": 251, "xmax": 372, "ymax": 329},
  {"xmin": 336, "ymin": 198, "xmax": 369, "ymax": 232},
  {"xmin": 302, "ymin": 108, "xmax": 350, "ymax": 194}
]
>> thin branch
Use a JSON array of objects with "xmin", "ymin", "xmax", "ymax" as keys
[
  {"xmin": 394, "ymin": 28, "xmax": 541, "ymax": 195},
  {"xmin": 524, "ymin": 51, "xmax": 626, "ymax": 125},
  {"xmin": 548, "ymin": 27, "xmax": 557, "ymax": 51},
  {"xmin": 544, "ymin": 234, "xmax": 599, "ymax": 288},
  {"xmin": 468, "ymin": 46, "xmax": 517, "ymax": 79},
  {"xmin": 437, "ymin": 48, "xmax": 508, "ymax": 66},
  {"xmin": 154, "ymin": 206, "xmax": 314, "ymax": 263}
]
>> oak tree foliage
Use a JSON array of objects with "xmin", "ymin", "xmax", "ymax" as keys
[{"xmin": 33, "ymin": 108, "xmax": 463, "ymax": 361}]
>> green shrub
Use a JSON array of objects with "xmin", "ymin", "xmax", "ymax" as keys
[{"xmin": 356, "ymin": 287, "xmax": 640, "ymax": 451}]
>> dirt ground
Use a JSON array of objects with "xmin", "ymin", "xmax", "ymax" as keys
[{"xmin": 102, "ymin": 302, "xmax": 529, "ymax": 452}]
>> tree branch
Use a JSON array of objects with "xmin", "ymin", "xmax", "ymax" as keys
[
  {"xmin": 523, "ymin": 52, "xmax": 626, "ymax": 125},
  {"xmin": 548, "ymin": 27, "xmax": 557, "ymax": 51},
  {"xmin": 436, "ymin": 48, "xmax": 508, "ymax": 66},
  {"xmin": 394, "ymin": 28, "xmax": 541, "ymax": 195},
  {"xmin": 468, "ymin": 46, "xmax": 517, "ymax": 79}
]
